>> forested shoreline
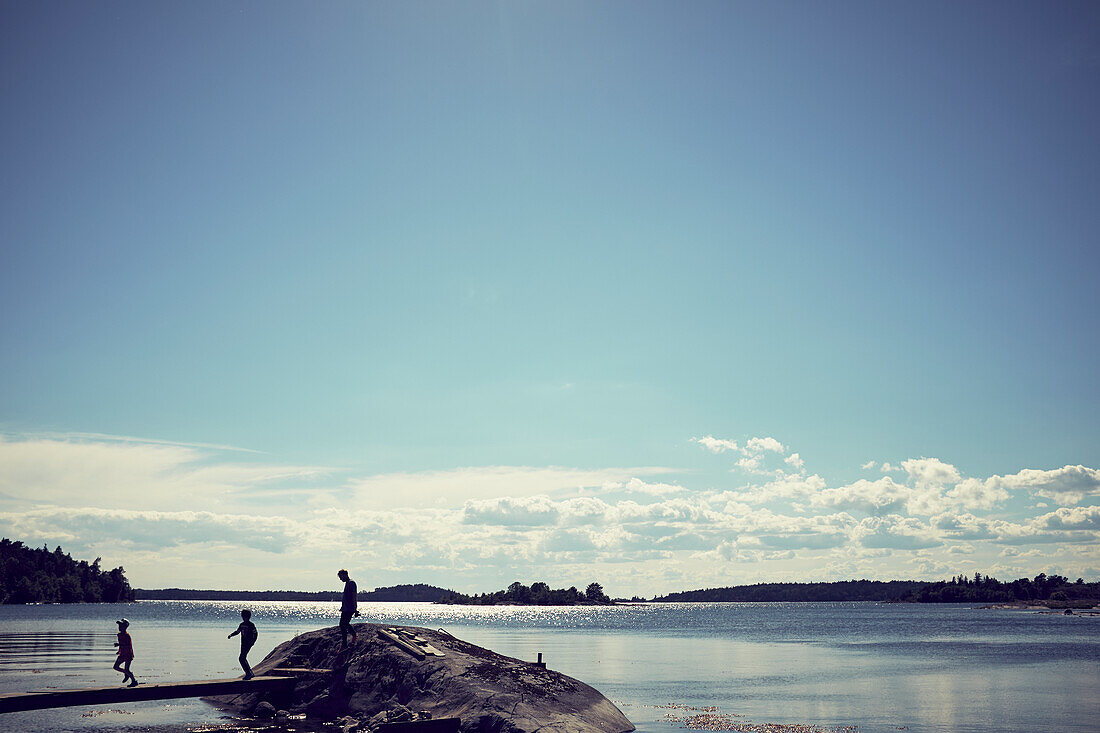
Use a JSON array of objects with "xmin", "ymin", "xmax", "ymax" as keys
[
  {"xmin": 655, "ymin": 574, "xmax": 1099, "ymax": 606},
  {"xmin": 0, "ymin": 539, "xmax": 134, "ymax": 603},
  {"xmin": 653, "ymin": 579, "xmax": 926, "ymax": 602},
  {"xmin": 134, "ymin": 583, "xmax": 454, "ymax": 602},
  {"xmin": 4, "ymin": 537, "xmax": 1095, "ymax": 608},
  {"xmin": 139, "ymin": 580, "xmax": 616, "ymax": 605},
  {"xmin": 896, "ymin": 573, "xmax": 1099, "ymax": 606},
  {"xmin": 438, "ymin": 580, "xmax": 614, "ymax": 605}
]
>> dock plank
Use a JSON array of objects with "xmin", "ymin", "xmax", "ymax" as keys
[
  {"xmin": 0, "ymin": 675, "xmax": 296, "ymax": 714},
  {"xmin": 378, "ymin": 629, "xmax": 426, "ymax": 659},
  {"xmin": 378, "ymin": 718, "xmax": 461, "ymax": 733}
]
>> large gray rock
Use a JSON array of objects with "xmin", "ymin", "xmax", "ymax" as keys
[{"xmin": 209, "ymin": 623, "xmax": 633, "ymax": 733}]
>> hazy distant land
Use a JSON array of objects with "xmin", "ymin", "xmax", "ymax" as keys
[
  {"xmin": 135, "ymin": 575, "xmax": 1099, "ymax": 608},
  {"xmin": 134, "ymin": 583, "xmax": 453, "ymax": 603},
  {"xmin": 134, "ymin": 580, "xmax": 616, "ymax": 606},
  {"xmin": 5, "ymin": 538, "xmax": 1097, "ymax": 608},
  {"xmin": 652, "ymin": 579, "xmax": 926, "ymax": 602},
  {"xmin": 653, "ymin": 574, "xmax": 1100, "ymax": 608}
]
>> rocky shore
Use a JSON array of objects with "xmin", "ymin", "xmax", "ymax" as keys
[
  {"xmin": 207, "ymin": 622, "xmax": 634, "ymax": 733},
  {"xmin": 979, "ymin": 601, "xmax": 1100, "ymax": 612}
]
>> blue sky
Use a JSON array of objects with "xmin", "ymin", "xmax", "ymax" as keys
[{"xmin": 2, "ymin": 2, "xmax": 1098, "ymax": 595}]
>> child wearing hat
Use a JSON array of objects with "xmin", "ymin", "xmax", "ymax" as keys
[{"xmin": 113, "ymin": 618, "xmax": 138, "ymax": 687}]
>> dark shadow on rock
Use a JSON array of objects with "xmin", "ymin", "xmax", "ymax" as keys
[{"xmin": 206, "ymin": 622, "xmax": 633, "ymax": 733}]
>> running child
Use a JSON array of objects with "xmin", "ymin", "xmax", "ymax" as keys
[{"xmin": 113, "ymin": 618, "xmax": 138, "ymax": 687}]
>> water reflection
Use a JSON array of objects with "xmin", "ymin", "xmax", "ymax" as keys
[
  {"xmin": 0, "ymin": 631, "xmax": 113, "ymax": 672},
  {"xmin": 0, "ymin": 602, "xmax": 1096, "ymax": 733}
]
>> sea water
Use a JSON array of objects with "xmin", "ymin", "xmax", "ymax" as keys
[{"xmin": 0, "ymin": 601, "xmax": 1096, "ymax": 733}]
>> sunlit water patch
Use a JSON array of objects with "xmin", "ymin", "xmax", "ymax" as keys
[{"xmin": 0, "ymin": 601, "xmax": 1096, "ymax": 733}]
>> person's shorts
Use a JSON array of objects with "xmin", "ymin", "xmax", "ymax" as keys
[{"xmin": 117, "ymin": 653, "xmax": 134, "ymax": 662}]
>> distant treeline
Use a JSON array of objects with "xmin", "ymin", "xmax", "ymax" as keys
[
  {"xmin": 135, "ymin": 582, "xmax": 612, "ymax": 605},
  {"xmin": 137, "ymin": 588, "xmax": 341, "ymax": 601},
  {"xmin": 439, "ymin": 581, "xmax": 614, "ymax": 606},
  {"xmin": 138, "ymin": 581, "xmax": 614, "ymax": 605},
  {"xmin": 135, "ymin": 583, "xmax": 456, "ymax": 602},
  {"xmin": 897, "ymin": 573, "xmax": 1099, "ymax": 604},
  {"xmin": 652, "ymin": 574, "xmax": 1100, "ymax": 604},
  {"xmin": 653, "ymin": 579, "xmax": 927, "ymax": 602},
  {"xmin": 1, "ymin": 539, "xmax": 134, "ymax": 604}
]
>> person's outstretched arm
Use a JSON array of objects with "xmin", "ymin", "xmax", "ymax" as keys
[{"xmin": 228, "ymin": 626, "xmax": 241, "ymax": 639}]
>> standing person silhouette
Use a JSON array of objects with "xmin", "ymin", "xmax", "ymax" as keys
[
  {"xmin": 338, "ymin": 568, "xmax": 359, "ymax": 649},
  {"xmin": 112, "ymin": 618, "xmax": 138, "ymax": 687},
  {"xmin": 228, "ymin": 609, "xmax": 258, "ymax": 679}
]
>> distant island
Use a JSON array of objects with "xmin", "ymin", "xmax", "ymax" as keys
[
  {"xmin": 137, "ymin": 580, "xmax": 616, "ymax": 606},
  {"xmin": 135, "ymin": 583, "xmax": 456, "ymax": 603},
  {"xmin": 137, "ymin": 575, "xmax": 1098, "ymax": 607},
  {"xmin": 0, "ymin": 539, "xmax": 135, "ymax": 603},
  {"xmin": 652, "ymin": 579, "xmax": 926, "ymax": 602},
  {"xmin": 653, "ymin": 574, "xmax": 1099, "ymax": 607},
  {"xmin": 437, "ymin": 581, "xmax": 614, "ymax": 606}
]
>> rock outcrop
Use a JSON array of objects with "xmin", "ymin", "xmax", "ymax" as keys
[{"xmin": 209, "ymin": 623, "xmax": 634, "ymax": 733}]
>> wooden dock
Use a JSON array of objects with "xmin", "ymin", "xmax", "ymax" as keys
[
  {"xmin": 0, "ymin": 675, "xmax": 296, "ymax": 714},
  {"xmin": 378, "ymin": 718, "xmax": 461, "ymax": 733}
]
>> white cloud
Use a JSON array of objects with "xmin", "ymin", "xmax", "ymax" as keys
[
  {"xmin": 999, "ymin": 547, "xmax": 1043, "ymax": 559},
  {"xmin": 348, "ymin": 465, "xmax": 674, "ymax": 509},
  {"xmin": 696, "ymin": 435, "xmax": 788, "ymax": 473},
  {"xmin": 542, "ymin": 528, "xmax": 600, "ymax": 554},
  {"xmin": 757, "ymin": 531, "xmax": 848, "ymax": 550},
  {"xmin": 902, "ymin": 457, "xmax": 961, "ymax": 489},
  {"xmin": 861, "ymin": 461, "xmax": 875, "ymax": 470},
  {"xmin": 0, "ymin": 506, "xmax": 304, "ymax": 554},
  {"xmin": 1, "ymin": 434, "xmax": 1097, "ymax": 595},
  {"xmin": 935, "ymin": 507, "xmax": 1100, "ymax": 546},
  {"xmin": 736, "ymin": 455, "xmax": 763, "ymax": 473},
  {"xmin": 613, "ymin": 497, "xmax": 713, "ymax": 524},
  {"xmin": 745, "ymin": 437, "xmax": 786, "ymax": 454},
  {"xmin": 558, "ymin": 497, "xmax": 613, "ymax": 524},
  {"xmin": 615, "ymin": 478, "xmax": 688, "ymax": 497},
  {"xmin": 934, "ymin": 513, "xmax": 999, "ymax": 540},
  {"xmin": 854, "ymin": 515, "xmax": 941, "ymax": 550},
  {"xmin": 718, "ymin": 473, "xmax": 827, "ymax": 505},
  {"xmin": 945, "ymin": 478, "xmax": 1010, "ymax": 510},
  {"xmin": 462, "ymin": 495, "xmax": 560, "ymax": 526},
  {"xmin": 982, "ymin": 465, "xmax": 1100, "ymax": 504},
  {"xmin": 19, "ymin": 431, "xmax": 263, "ymax": 454},
  {"xmin": 693, "ymin": 436, "xmax": 739, "ymax": 453},
  {"xmin": 0, "ymin": 436, "xmax": 328, "ymax": 512},
  {"xmin": 731, "ymin": 507, "xmax": 858, "ymax": 538},
  {"xmin": 1035, "ymin": 505, "xmax": 1100, "ymax": 531},
  {"xmin": 806, "ymin": 476, "xmax": 910, "ymax": 514}
]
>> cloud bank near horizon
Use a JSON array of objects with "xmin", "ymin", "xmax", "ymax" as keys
[{"xmin": 0, "ymin": 433, "xmax": 1096, "ymax": 595}]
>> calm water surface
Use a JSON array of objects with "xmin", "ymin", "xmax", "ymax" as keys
[{"xmin": 0, "ymin": 601, "xmax": 1096, "ymax": 733}]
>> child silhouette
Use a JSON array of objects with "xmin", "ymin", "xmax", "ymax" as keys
[
  {"xmin": 112, "ymin": 618, "xmax": 138, "ymax": 687},
  {"xmin": 228, "ymin": 609, "xmax": 258, "ymax": 679}
]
